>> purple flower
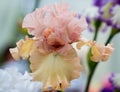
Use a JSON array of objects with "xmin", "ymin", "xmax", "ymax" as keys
[
  {"xmin": 109, "ymin": 73, "xmax": 120, "ymax": 90},
  {"xmin": 82, "ymin": 0, "xmax": 120, "ymax": 33},
  {"xmin": 100, "ymin": 74, "xmax": 114, "ymax": 92},
  {"xmin": 100, "ymin": 73, "xmax": 120, "ymax": 92},
  {"xmin": 93, "ymin": 0, "xmax": 120, "ymax": 7},
  {"xmin": 101, "ymin": 87, "xmax": 114, "ymax": 92},
  {"xmin": 94, "ymin": 0, "xmax": 113, "ymax": 7},
  {"xmin": 92, "ymin": 0, "xmax": 120, "ymax": 29}
]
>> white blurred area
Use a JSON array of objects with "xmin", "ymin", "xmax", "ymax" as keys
[{"xmin": 0, "ymin": 0, "xmax": 120, "ymax": 90}]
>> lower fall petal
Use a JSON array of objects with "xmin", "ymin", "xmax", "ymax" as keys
[{"xmin": 29, "ymin": 46, "xmax": 81, "ymax": 90}]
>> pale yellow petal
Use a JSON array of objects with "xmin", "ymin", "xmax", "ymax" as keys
[
  {"xmin": 76, "ymin": 39, "xmax": 114, "ymax": 62},
  {"xmin": 91, "ymin": 45, "xmax": 102, "ymax": 62},
  {"xmin": 76, "ymin": 40, "xmax": 87, "ymax": 49},
  {"xmin": 9, "ymin": 47, "xmax": 20, "ymax": 60},
  {"xmin": 9, "ymin": 36, "xmax": 36, "ymax": 60},
  {"xmin": 29, "ymin": 46, "xmax": 81, "ymax": 90},
  {"xmin": 76, "ymin": 38, "xmax": 90, "ymax": 49},
  {"xmin": 91, "ymin": 44, "xmax": 114, "ymax": 62},
  {"xmin": 19, "ymin": 36, "xmax": 36, "ymax": 59}
]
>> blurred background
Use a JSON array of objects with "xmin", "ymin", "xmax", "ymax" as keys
[{"xmin": 0, "ymin": 0, "xmax": 120, "ymax": 92}]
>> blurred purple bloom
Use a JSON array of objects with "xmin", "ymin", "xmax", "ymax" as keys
[
  {"xmin": 101, "ymin": 87, "xmax": 114, "ymax": 92},
  {"xmin": 92, "ymin": 0, "xmax": 120, "ymax": 29},
  {"xmin": 94, "ymin": 0, "xmax": 113, "ymax": 7},
  {"xmin": 100, "ymin": 74, "xmax": 114, "ymax": 92},
  {"xmin": 99, "ymin": 17, "xmax": 112, "ymax": 26},
  {"xmin": 109, "ymin": 73, "xmax": 120, "ymax": 90},
  {"xmin": 82, "ymin": 0, "xmax": 120, "ymax": 33},
  {"xmin": 93, "ymin": 0, "xmax": 120, "ymax": 7}
]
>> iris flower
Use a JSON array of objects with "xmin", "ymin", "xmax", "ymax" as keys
[
  {"xmin": 93, "ymin": 0, "xmax": 120, "ymax": 28},
  {"xmin": 10, "ymin": 3, "xmax": 113, "ymax": 91}
]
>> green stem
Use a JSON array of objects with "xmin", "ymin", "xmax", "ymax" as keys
[
  {"xmin": 85, "ymin": 28, "xmax": 99, "ymax": 92},
  {"xmin": 85, "ymin": 62, "xmax": 98, "ymax": 92},
  {"xmin": 93, "ymin": 19, "xmax": 102, "ymax": 40},
  {"xmin": 93, "ymin": 28, "xmax": 98, "ymax": 40},
  {"xmin": 105, "ymin": 28, "xmax": 120, "ymax": 45},
  {"xmin": 33, "ymin": 0, "xmax": 40, "ymax": 11},
  {"xmin": 84, "ymin": 20, "xmax": 100, "ymax": 92},
  {"xmin": 85, "ymin": 28, "xmax": 120, "ymax": 92}
]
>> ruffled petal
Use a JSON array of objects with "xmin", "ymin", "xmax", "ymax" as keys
[
  {"xmin": 67, "ymin": 16, "xmax": 88, "ymax": 42},
  {"xmin": 29, "ymin": 45, "xmax": 81, "ymax": 90},
  {"xmin": 76, "ymin": 39, "xmax": 114, "ymax": 62},
  {"xmin": 90, "ymin": 45, "xmax": 103, "ymax": 62},
  {"xmin": 91, "ymin": 44, "xmax": 114, "ymax": 62},
  {"xmin": 76, "ymin": 38, "xmax": 91, "ymax": 49},
  {"xmin": 9, "ymin": 39, "xmax": 24, "ymax": 60},
  {"xmin": 10, "ymin": 36, "xmax": 36, "ymax": 60},
  {"xmin": 22, "ymin": 6, "xmax": 50, "ymax": 36}
]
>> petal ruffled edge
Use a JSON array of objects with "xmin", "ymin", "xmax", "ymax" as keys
[
  {"xmin": 29, "ymin": 45, "xmax": 82, "ymax": 90},
  {"xmin": 76, "ymin": 38, "xmax": 114, "ymax": 62},
  {"xmin": 9, "ymin": 36, "xmax": 36, "ymax": 60}
]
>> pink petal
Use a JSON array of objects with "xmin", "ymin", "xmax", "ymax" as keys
[{"xmin": 67, "ymin": 16, "xmax": 88, "ymax": 42}]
